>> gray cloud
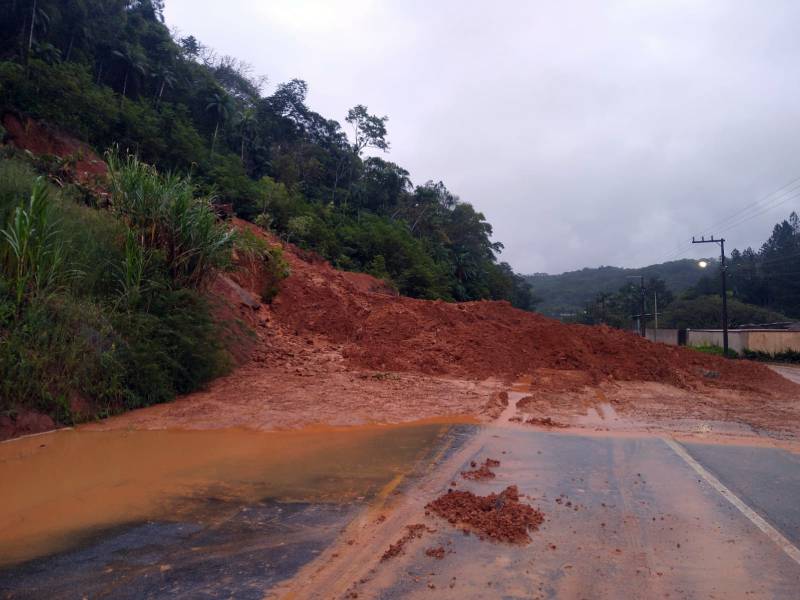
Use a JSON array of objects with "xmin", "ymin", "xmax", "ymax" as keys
[{"xmin": 165, "ymin": 0, "xmax": 800, "ymax": 273}]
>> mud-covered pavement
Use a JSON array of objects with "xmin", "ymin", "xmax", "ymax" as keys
[
  {"xmin": 3, "ymin": 388, "xmax": 800, "ymax": 598},
  {"xmin": 279, "ymin": 394, "xmax": 800, "ymax": 599}
]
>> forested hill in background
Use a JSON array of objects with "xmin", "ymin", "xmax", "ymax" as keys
[
  {"xmin": 525, "ymin": 259, "xmax": 710, "ymax": 316},
  {"xmin": 530, "ymin": 211, "xmax": 800, "ymax": 331},
  {"xmin": 0, "ymin": 0, "xmax": 535, "ymax": 309}
]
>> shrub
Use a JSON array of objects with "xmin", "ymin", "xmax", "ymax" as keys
[
  {"xmin": 234, "ymin": 226, "xmax": 290, "ymax": 303},
  {"xmin": 689, "ymin": 343, "xmax": 738, "ymax": 358},
  {"xmin": 0, "ymin": 156, "xmax": 231, "ymax": 424}
]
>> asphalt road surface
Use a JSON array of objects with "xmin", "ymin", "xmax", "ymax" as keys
[{"xmin": 287, "ymin": 422, "xmax": 800, "ymax": 599}]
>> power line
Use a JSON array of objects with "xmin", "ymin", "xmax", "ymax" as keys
[
  {"xmin": 697, "ymin": 177, "xmax": 800, "ymax": 238},
  {"xmin": 716, "ymin": 188, "xmax": 800, "ymax": 237},
  {"xmin": 652, "ymin": 175, "xmax": 800, "ymax": 265}
]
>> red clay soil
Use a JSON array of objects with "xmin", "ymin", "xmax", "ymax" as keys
[
  {"xmin": 2, "ymin": 112, "xmax": 107, "ymax": 187},
  {"xmin": 108, "ymin": 219, "xmax": 793, "ymax": 438},
  {"xmin": 425, "ymin": 485, "xmax": 545, "ymax": 544},
  {"xmin": 381, "ymin": 524, "xmax": 427, "ymax": 561},
  {"xmin": 425, "ymin": 546, "xmax": 446, "ymax": 560},
  {"xmin": 8, "ymin": 121, "xmax": 798, "ymax": 441},
  {"xmin": 523, "ymin": 417, "xmax": 569, "ymax": 428},
  {"xmin": 263, "ymin": 221, "xmax": 794, "ymax": 397},
  {"xmin": 461, "ymin": 458, "xmax": 501, "ymax": 480}
]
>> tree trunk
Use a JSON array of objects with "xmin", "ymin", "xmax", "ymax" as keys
[
  {"xmin": 240, "ymin": 135, "xmax": 245, "ymax": 161},
  {"xmin": 332, "ymin": 154, "xmax": 346, "ymax": 204},
  {"xmin": 211, "ymin": 120, "xmax": 219, "ymax": 154},
  {"xmin": 65, "ymin": 33, "xmax": 74, "ymax": 62},
  {"xmin": 155, "ymin": 79, "xmax": 165, "ymax": 108},
  {"xmin": 27, "ymin": 0, "xmax": 37, "ymax": 59},
  {"xmin": 121, "ymin": 69, "xmax": 129, "ymax": 98}
]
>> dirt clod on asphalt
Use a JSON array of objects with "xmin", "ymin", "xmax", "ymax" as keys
[
  {"xmin": 461, "ymin": 458, "xmax": 501, "ymax": 480},
  {"xmin": 426, "ymin": 485, "xmax": 545, "ymax": 544},
  {"xmin": 525, "ymin": 417, "xmax": 568, "ymax": 428},
  {"xmin": 381, "ymin": 524, "xmax": 427, "ymax": 561},
  {"xmin": 425, "ymin": 546, "xmax": 446, "ymax": 560}
]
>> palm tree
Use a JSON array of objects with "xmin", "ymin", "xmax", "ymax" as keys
[
  {"xmin": 26, "ymin": 0, "xmax": 50, "ymax": 64},
  {"xmin": 206, "ymin": 91, "xmax": 233, "ymax": 155},
  {"xmin": 112, "ymin": 46, "xmax": 147, "ymax": 99},
  {"xmin": 151, "ymin": 65, "xmax": 176, "ymax": 108},
  {"xmin": 32, "ymin": 41, "xmax": 61, "ymax": 65},
  {"xmin": 236, "ymin": 107, "xmax": 256, "ymax": 161}
]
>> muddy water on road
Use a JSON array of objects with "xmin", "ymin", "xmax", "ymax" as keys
[{"xmin": 0, "ymin": 420, "xmax": 472, "ymax": 568}]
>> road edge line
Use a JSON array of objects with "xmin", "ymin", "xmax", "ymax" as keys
[{"xmin": 663, "ymin": 437, "xmax": 800, "ymax": 566}]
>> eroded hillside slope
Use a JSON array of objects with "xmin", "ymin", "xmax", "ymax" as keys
[{"xmin": 90, "ymin": 219, "xmax": 799, "ymax": 437}]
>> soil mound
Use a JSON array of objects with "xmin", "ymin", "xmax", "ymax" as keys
[
  {"xmin": 258, "ymin": 223, "xmax": 794, "ymax": 396},
  {"xmin": 426, "ymin": 485, "xmax": 544, "ymax": 544}
]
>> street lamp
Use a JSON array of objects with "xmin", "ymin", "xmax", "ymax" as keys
[{"xmin": 692, "ymin": 238, "xmax": 729, "ymax": 355}]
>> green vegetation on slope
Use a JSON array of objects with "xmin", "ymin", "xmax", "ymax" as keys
[
  {"xmin": 0, "ymin": 0, "xmax": 536, "ymax": 310},
  {"xmin": 0, "ymin": 154, "xmax": 283, "ymax": 425}
]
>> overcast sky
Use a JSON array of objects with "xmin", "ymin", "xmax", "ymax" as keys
[{"xmin": 164, "ymin": 0, "xmax": 800, "ymax": 274}]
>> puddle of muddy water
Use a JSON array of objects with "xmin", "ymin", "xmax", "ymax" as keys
[{"xmin": 0, "ymin": 423, "xmax": 458, "ymax": 568}]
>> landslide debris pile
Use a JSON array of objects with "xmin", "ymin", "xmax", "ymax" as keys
[{"xmin": 255, "ymin": 225, "xmax": 792, "ymax": 395}]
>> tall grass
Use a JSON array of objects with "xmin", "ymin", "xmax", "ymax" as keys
[
  {"xmin": 0, "ymin": 156, "xmax": 230, "ymax": 424},
  {"xmin": 0, "ymin": 178, "xmax": 74, "ymax": 308},
  {"xmin": 107, "ymin": 151, "xmax": 235, "ymax": 288}
]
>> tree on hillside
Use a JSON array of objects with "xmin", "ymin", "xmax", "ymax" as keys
[
  {"xmin": 112, "ymin": 45, "xmax": 147, "ymax": 99},
  {"xmin": 206, "ymin": 90, "xmax": 233, "ymax": 154},
  {"xmin": 0, "ymin": 0, "xmax": 537, "ymax": 311},
  {"xmin": 236, "ymin": 107, "xmax": 257, "ymax": 162},
  {"xmin": 346, "ymin": 104, "xmax": 390, "ymax": 155},
  {"xmin": 151, "ymin": 63, "xmax": 176, "ymax": 107}
]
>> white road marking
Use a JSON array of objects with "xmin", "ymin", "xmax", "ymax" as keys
[{"xmin": 663, "ymin": 437, "xmax": 800, "ymax": 566}]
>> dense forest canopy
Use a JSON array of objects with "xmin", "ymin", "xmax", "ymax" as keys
[{"xmin": 0, "ymin": 0, "xmax": 536, "ymax": 309}]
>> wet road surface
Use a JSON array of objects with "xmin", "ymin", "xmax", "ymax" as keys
[
  {"xmin": 289, "ymin": 420, "xmax": 800, "ymax": 599},
  {"xmin": 3, "ymin": 413, "xmax": 800, "ymax": 598},
  {"xmin": 0, "ymin": 501, "xmax": 357, "ymax": 599},
  {"xmin": 0, "ymin": 423, "xmax": 473, "ymax": 599}
]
